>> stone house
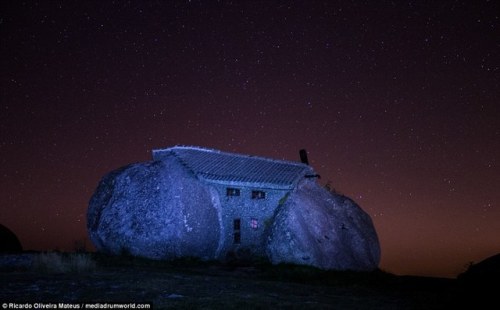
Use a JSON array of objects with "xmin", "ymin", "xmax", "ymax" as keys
[
  {"xmin": 151, "ymin": 146, "xmax": 318, "ymax": 257},
  {"xmin": 88, "ymin": 145, "xmax": 380, "ymax": 270}
]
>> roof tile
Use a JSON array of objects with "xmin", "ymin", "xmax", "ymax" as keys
[{"xmin": 152, "ymin": 146, "xmax": 314, "ymax": 190}]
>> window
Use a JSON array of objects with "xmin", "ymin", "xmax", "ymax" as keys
[
  {"xmin": 250, "ymin": 218, "xmax": 258, "ymax": 230},
  {"xmin": 251, "ymin": 190, "xmax": 265, "ymax": 199},
  {"xmin": 233, "ymin": 219, "xmax": 241, "ymax": 230},
  {"xmin": 233, "ymin": 219, "xmax": 241, "ymax": 244},
  {"xmin": 227, "ymin": 188, "xmax": 240, "ymax": 196}
]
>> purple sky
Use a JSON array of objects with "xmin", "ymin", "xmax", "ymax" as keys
[{"xmin": 1, "ymin": 1, "xmax": 499, "ymax": 278}]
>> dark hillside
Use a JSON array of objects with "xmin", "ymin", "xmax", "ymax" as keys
[{"xmin": 0, "ymin": 253, "xmax": 467, "ymax": 309}]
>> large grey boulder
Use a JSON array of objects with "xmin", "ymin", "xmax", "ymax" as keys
[
  {"xmin": 87, "ymin": 156, "xmax": 222, "ymax": 260},
  {"xmin": 266, "ymin": 180, "xmax": 380, "ymax": 271}
]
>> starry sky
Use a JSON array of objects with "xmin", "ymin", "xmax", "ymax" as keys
[{"xmin": 1, "ymin": 1, "xmax": 499, "ymax": 278}]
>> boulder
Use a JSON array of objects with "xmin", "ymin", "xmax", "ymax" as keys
[
  {"xmin": 0, "ymin": 224, "xmax": 23, "ymax": 253},
  {"xmin": 87, "ymin": 156, "xmax": 222, "ymax": 260},
  {"xmin": 266, "ymin": 180, "xmax": 380, "ymax": 271}
]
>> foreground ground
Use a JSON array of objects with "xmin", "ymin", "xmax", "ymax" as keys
[{"xmin": 0, "ymin": 253, "xmax": 492, "ymax": 309}]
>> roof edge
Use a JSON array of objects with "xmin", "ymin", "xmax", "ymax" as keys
[{"xmin": 152, "ymin": 145, "xmax": 312, "ymax": 170}]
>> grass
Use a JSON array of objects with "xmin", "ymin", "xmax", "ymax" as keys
[
  {"xmin": 2, "ymin": 252, "xmax": 465, "ymax": 308},
  {"xmin": 28, "ymin": 251, "xmax": 395, "ymax": 287},
  {"xmin": 32, "ymin": 252, "xmax": 97, "ymax": 274},
  {"xmin": 86, "ymin": 252, "xmax": 396, "ymax": 288}
]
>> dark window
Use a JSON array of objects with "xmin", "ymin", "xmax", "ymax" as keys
[
  {"xmin": 233, "ymin": 232, "xmax": 241, "ymax": 244},
  {"xmin": 233, "ymin": 219, "xmax": 241, "ymax": 244},
  {"xmin": 227, "ymin": 188, "xmax": 240, "ymax": 196},
  {"xmin": 251, "ymin": 190, "xmax": 266, "ymax": 199},
  {"xmin": 233, "ymin": 219, "xmax": 241, "ymax": 230}
]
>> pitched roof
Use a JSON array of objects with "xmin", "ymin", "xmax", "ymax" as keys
[{"xmin": 152, "ymin": 146, "xmax": 315, "ymax": 190}]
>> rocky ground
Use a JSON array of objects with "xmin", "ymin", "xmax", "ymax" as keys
[{"xmin": 0, "ymin": 253, "xmax": 492, "ymax": 309}]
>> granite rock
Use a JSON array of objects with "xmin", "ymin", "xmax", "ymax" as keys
[
  {"xmin": 266, "ymin": 181, "xmax": 380, "ymax": 271},
  {"xmin": 87, "ymin": 156, "xmax": 222, "ymax": 260}
]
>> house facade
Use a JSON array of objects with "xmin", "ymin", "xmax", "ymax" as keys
[{"xmin": 152, "ymin": 146, "xmax": 317, "ymax": 257}]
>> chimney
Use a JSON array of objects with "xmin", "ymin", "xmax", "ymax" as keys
[{"xmin": 299, "ymin": 149, "xmax": 309, "ymax": 165}]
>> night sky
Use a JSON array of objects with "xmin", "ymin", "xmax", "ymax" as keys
[{"xmin": 1, "ymin": 1, "xmax": 499, "ymax": 278}]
